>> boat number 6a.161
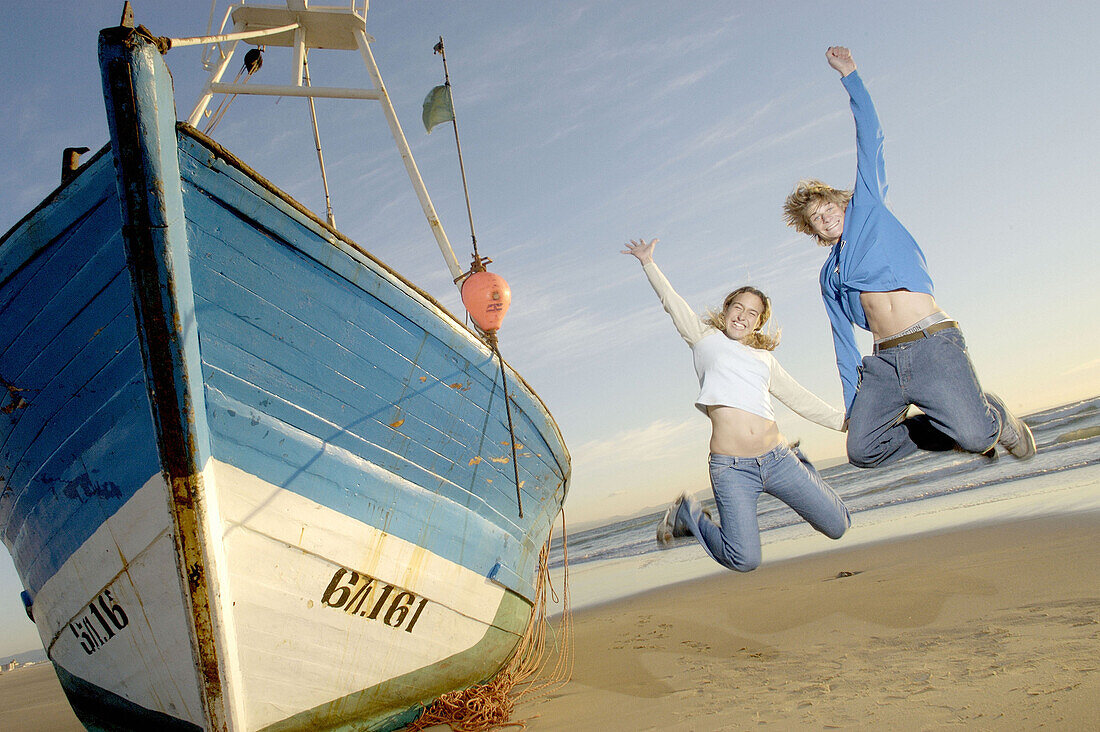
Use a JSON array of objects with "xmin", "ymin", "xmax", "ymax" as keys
[{"xmin": 320, "ymin": 567, "xmax": 428, "ymax": 633}]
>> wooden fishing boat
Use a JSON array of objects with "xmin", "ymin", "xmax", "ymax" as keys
[{"xmin": 0, "ymin": 3, "xmax": 569, "ymax": 730}]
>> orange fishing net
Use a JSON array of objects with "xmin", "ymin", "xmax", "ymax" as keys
[{"xmin": 406, "ymin": 513, "xmax": 573, "ymax": 731}]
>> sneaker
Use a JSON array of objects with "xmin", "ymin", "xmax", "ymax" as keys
[
  {"xmin": 656, "ymin": 493, "xmax": 687, "ymax": 548},
  {"xmin": 986, "ymin": 393, "xmax": 1036, "ymax": 459},
  {"xmin": 672, "ymin": 505, "xmax": 708, "ymax": 537}
]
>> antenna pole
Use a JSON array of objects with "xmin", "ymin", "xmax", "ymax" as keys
[
  {"xmin": 303, "ymin": 53, "xmax": 336, "ymax": 228},
  {"xmin": 434, "ymin": 37, "xmax": 480, "ymax": 263}
]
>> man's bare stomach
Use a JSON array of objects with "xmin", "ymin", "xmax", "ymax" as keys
[
  {"xmin": 707, "ymin": 405, "xmax": 784, "ymax": 457},
  {"xmin": 861, "ymin": 289, "xmax": 941, "ymax": 340}
]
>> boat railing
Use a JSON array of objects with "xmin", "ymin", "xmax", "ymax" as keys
[{"xmin": 168, "ymin": 1, "xmax": 464, "ymax": 284}]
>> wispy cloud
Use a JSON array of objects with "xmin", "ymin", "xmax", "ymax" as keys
[
  {"xmin": 707, "ymin": 109, "xmax": 847, "ymax": 173},
  {"xmin": 572, "ymin": 416, "xmax": 704, "ymax": 465},
  {"xmin": 1061, "ymin": 359, "xmax": 1100, "ymax": 377},
  {"xmin": 565, "ymin": 415, "xmax": 711, "ymax": 520}
]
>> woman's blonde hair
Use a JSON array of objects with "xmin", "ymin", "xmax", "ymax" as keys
[
  {"xmin": 705, "ymin": 286, "xmax": 780, "ymax": 351},
  {"xmin": 782, "ymin": 178, "xmax": 853, "ymax": 246}
]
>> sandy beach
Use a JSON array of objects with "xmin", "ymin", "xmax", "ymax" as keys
[
  {"xmin": 0, "ymin": 662, "xmax": 81, "ymax": 732},
  {"xmin": 514, "ymin": 510, "xmax": 1100, "ymax": 730},
  {"xmin": 3, "ymin": 510, "xmax": 1097, "ymax": 731}
]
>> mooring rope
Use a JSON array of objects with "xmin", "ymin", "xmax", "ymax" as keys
[
  {"xmin": 485, "ymin": 333, "xmax": 524, "ymax": 518},
  {"xmin": 406, "ymin": 512, "xmax": 573, "ymax": 731}
]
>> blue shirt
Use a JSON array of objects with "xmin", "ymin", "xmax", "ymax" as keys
[{"xmin": 821, "ymin": 71, "xmax": 935, "ymax": 414}]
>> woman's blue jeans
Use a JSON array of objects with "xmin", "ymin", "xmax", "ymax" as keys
[
  {"xmin": 846, "ymin": 326, "xmax": 1002, "ymax": 468},
  {"xmin": 678, "ymin": 443, "xmax": 851, "ymax": 572}
]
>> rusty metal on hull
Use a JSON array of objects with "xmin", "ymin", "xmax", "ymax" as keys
[{"xmin": 100, "ymin": 24, "xmax": 230, "ymax": 730}]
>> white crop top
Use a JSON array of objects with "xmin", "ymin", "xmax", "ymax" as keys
[{"xmin": 642, "ymin": 262, "xmax": 844, "ymax": 431}]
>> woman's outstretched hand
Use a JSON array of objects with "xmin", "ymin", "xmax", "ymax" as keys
[
  {"xmin": 826, "ymin": 46, "xmax": 856, "ymax": 76},
  {"xmin": 622, "ymin": 238, "xmax": 658, "ymax": 265}
]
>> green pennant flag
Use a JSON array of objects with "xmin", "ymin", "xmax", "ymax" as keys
[{"xmin": 422, "ymin": 84, "xmax": 455, "ymax": 134}]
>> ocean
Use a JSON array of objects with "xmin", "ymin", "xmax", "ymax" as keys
[{"xmin": 552, "ymin": 396, "xmax": 1100, "ymax": 570}]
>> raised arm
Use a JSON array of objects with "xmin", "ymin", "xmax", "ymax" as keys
[
  {"xmin": 622, "ymin": 238, "xmax": 710, "ymax": 346},
  {"xmin": 829, "ymin": 47, "xmax": 888, "ymax": 203},
  {"xmin": 768, "ymin": 357, "xmax": 845, "ymax": 432},
  {"xmin": 826, "ymin": 46, "xmax": 856, "ymax": 77}
]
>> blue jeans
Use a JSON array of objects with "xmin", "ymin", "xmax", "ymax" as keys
[
  {"xmin": 846, "ymin": 326, "xmax": 1003, "ymax": 468},
  {"xmin": 678, "ymin": 444, "xmax": 851, "ymax": 572}
]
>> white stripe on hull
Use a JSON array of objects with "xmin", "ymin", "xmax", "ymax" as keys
[
  {"xmin": 26, "ymin": 460, "xmax": 518, "ymax": 731},
  {"xmin": 34, "ymin": 474, "xmax": 205, "ymax": 726},
  {"xmin": 212, "ymin": 459, "xmax": 509, "ymax": 729}
]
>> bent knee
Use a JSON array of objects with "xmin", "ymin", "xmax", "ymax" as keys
[
  {"xmin": 954, "ymin": 431, "xmax": 997, "ymax": 454},
  {"xmin": 718, "ymin": 555, "xmax": 761, "ymax": 573},
  {"xmin": 815, "ymin": 511, "xmax": 851, "ymax": 541},
  {"xmin": 846, "ymin": 447, "xmax": 889, "ymax": 469},
  {"xmin": 846, "ymin": 437, "xmax": 890, "ymax": 468}
]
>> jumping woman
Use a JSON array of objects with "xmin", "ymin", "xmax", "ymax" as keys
[{"xmin": 623, "ymin": 238, "xmax": 850, "ymax": 572}]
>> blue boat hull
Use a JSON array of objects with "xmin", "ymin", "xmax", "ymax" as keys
[{"xmin": 0, "ymin": 25, "xmax": 568, "ymax": 732}]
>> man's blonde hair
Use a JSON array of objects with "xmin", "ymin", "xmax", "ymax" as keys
[
  {"xmin": 782, "ymin": 179, "xmax": 853, "ymax": 246},
  {"xmin": 705, "ymin": 286, "xmax": 780, "ymax": 351}
]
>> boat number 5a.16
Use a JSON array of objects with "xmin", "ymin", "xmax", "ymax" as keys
[
  {"xmin": 320, "ymin": 567, "xmax": 428, "ymax": 633},
  {"xmin": 69, "ymin": 590, "xmax": 129, "ymax": 655}
]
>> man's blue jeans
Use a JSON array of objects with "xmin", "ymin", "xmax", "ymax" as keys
[
  {"xmin": 846, "ymin": 326, "xmax": 1002, "ymax": 468},
  {"xmin": 677, "ymin": 443, "xmax": 850, "ymax": 572}
]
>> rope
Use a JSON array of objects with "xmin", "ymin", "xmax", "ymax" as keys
[
  {"xmin": 203, "ymin": 48, "xmax": 263, "ymax": 135},
  {"xmin": 406, "ymin": 512, "xmax": 573, "ymax": 731},
  {"xmin": 435, "ymin": 37, "xmax": 522, "ymax": 519},
  {"xmin": 487, "ymin": 336, "xmax": 524, "ymax": 518}
]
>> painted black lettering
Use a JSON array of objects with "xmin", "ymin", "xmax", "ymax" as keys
[
  {"xmin": 70, "ymin": 592, "xmax": 130, "ymax": 654},
  {"xmin": 405, "ymin": 598, "xmax": 428, "ymax": 633},
  {"xmin": 321, "ymin": 568, "xmax": 354, "ymax": 608},
  {"xmin": 318, "ymin": 565, "xmax": 431, "ymax": 634},
  {"xmin": 71, "ymin": 623, "xmax": 94, "ymax": 655},
  {"xmin": 87, "ymin": 615, "xmax": 105, "ymax": 646},
  {"xmin": 89, "ymin": 603, "xmax": 116, "ymax": 639},
  {"xmin": 99, "ymin": 595, "xmax": 128, "ymax": 630},
  {"xmin": 365, "ymin": 585, "xmax": 394, "ymax": 620},
  {"xmin": 384, "ymin": 592, "xmax": 415, "ymax": 627},
  {"xmin": 345, "ymin": 578, "xmax": 376, "ymax": 615}
]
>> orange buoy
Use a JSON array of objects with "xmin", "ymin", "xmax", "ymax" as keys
[{"xmin": 461, "ymin": 270, "xmax": 511, "ymax": 332}]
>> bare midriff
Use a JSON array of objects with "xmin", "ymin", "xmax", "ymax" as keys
[
  {"xmin": 707, "ymin": 404, "xmax": 784, "ymax": 457},
  {"xmin": 860, "ymin": 289, "xmax": 940, "ymax": 340}
]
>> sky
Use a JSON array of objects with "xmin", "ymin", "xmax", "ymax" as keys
[{"xmin": 1, "ymin": 1, "xmax": 1098, "ymax": 656}]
